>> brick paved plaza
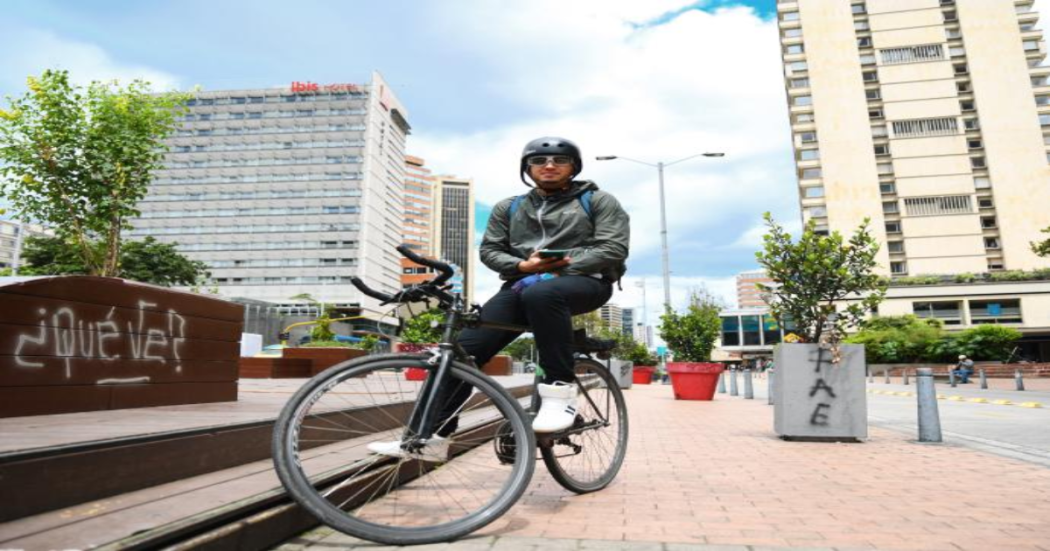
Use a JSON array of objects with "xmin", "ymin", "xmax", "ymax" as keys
[{"xmin": 279, "ymin": 381, "xmax": 1050, "ymax": 551}]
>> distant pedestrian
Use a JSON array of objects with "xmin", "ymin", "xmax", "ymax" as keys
[{"xmin": 953, "ymin": 355, "xmax": 975, "ymax": 384}]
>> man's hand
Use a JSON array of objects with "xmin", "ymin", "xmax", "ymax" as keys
[{"xmin": 517, "ymin": 250, "xmax": 571, "ymax": 274}]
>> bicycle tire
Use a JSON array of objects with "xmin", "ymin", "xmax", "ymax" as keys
[
  {"xmin": 272, "ymin": 353, "xmax": 536, "ymax": 545},
  {"xmin": 540, "ymin": 358, "xmax": 628, "ymax": 493}
]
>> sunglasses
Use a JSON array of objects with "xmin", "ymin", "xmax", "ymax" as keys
[{"xmin": 526, "ymin": 156, "xmax": 574, "ymax": 167}]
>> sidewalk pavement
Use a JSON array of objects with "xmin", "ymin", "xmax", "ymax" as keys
[{"xmin": 277, "ymin": 382, "xmax": 1050, "ymax": 551}]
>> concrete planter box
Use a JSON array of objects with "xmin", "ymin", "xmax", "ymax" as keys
[
  {"xmin": 773, "ymin": 343, "xmax": 867, "ymax": 442},
  {"xmin": 481, "ymin": 355, "xmax": 513, "ymax": 376},
  {"xmin": 239, "ymin": 357, "xmax": 312, "ymax": 378},
  {"xmin": 611, "ymin": 360, "xmax": 633, "ymax": 389}
]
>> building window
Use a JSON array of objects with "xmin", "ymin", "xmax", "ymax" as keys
[
  {"xmin": 981, "ymin": 216, "xmax": 997, "ymax": 229},
  {"xmin": 892, "ymin": 117, "xmax": 958, "ymax": 137},
  {"xmin": 904, "ymin": 195, "xmax": 973, "ymax": 216},
  {"xmin": 984, "ymin": 237, "xmax": 1001, "ymax": 249},
  {"xmin": 855, "ymin": 21, "xmax": 870, "ymax": 31},
  {"xmin": 883, "ymin": 201, "xmax": 899, "ymax": 214},
  {"xmin": 795, "ymin": 113, "xmax": 815, "ymax": 124},
  {"xmin": 784, "ymin": 28, "xmax": 803, "ymax": 38},
  {"xmin": 789, "ymin": 77, "xmax": 810, "ymax": 88},
  {"xmin": 913, "ymin": 301, "xmax": 962, "ymax": 325},
  {"xmin": 800, "ymin": 131, "xmax": 818, "ymax": 143},
  {"xmin": 974, "ymin": 176, "xmax": 991, "ymax": 189},
  {"xmin": 801, "ymin": 167, "xmax": 822, "ymax": 179},
  {"xmin": 869, "ymin": 108, "xmax": 884, "ymax": 119},
  {"xmin": 786, "ymin": 44, "xmax": 804, "ymax": 55},
  {"xmin": 866, "ymin": 89, "xmax": 881, "ymax": 100},
  {"xmin": 886, "ymin": 221, "xmax": 902, "ymax": 233},
  {"xmin": 979, "ymin": 197, "xmax": 994, "ymax": 208},
  {"xmin": 879, "ymin": 44, "xmax": 945, "ymax": 65},
  {"xmin": 807, "ymin": 206, "xmax": 828, "ymax": 218},
  {"xmin": 793, "ymin": 95, "xmax": 813, "ymax": 106},
  {"xmin": 988, "ymin": 260, "xmax": 1005, "ymax": 271},
  {"xmin": 789, "ymin": 61, "xmax": 809, "ymax": 73},
  {"xmin": 874, "ymin": 144, "xmax": 891, "ymax": 156},
  {"xmin": 954, "ymin": 63, "xmax": 968, "ymax": 74},
  {"xmin": 800, "ymin": 149, "xmax": 820, "ymax": 160},
  {"xmin": 950, "ymin": 46, "xmax": 966, "ymax": 57},
  {"xmin": 1040, "ymin": 114, "xmax": 1050, "ymax": 126},
  {"xmin": 943, "ymin": 10, "xmax": 957, "ymax": 22},
  {"xmin": 880, "ymin": 182, "xmax": 896, "ymax": 194},
  {"xmin": 858, "ymin": 37, "xmax": 873, "ymax": 48},
  {"xmin": 860, "ymin": 54, "xmax": 877, "ymax": 65},
  {"xmin": 891, "ymin": 261, "xmax": 908, "ymax": 275},
  {"xmin": 782, "ymin": 11, "xmax": 800, "ymax": 21},
  {"xmin": 961, "ymin": 100, "xmax": 975, "ymax": 112},
  {"xmin": 851, "ymin": 3, "xmax": 866, "ymax": 14},
  {"xmin": 872, "ymin": 125, "xmax": 888, "ymax": 137},
  {"xmin": 888, "ymin": 241, "xmax": 905, "ymax": 253},
  {"xmin": 970, "ymin": 156, "xmax": 986, "ymax": 169},
  {"xmin": 863, "ymin": 70, "xmax": 878, "ymax": 82},
  {"xmin": 965, "ymin": 117, "xmax": 981, "ymax": 130},
  {"xmin": 957, "ymin": 81, "xmax": 971, "ymax": 93},
  {"xmin": 968, "ymin": 139, "xmax": 983, "ymax": 149},
  {"xmin": 804, "ymin": 186, "xmax": 825, "ymax": 198},
  {"xmin": 946, "ymin": 28, "xmax": 962, "ymax": 39},
  {"xmin": 970, "ymin": 299, "xmax": 1021, "ymax": 324},
  {"xmin": 877, "ymin": 162, "xmax": 894, "ymax": 175},
  {"xmin": 1024, "ymin": 40, "xmax": 1041, "ymax": 51},
  {"xmin": 721, "ymin": 316, "xmax": 741, "ymax": 346}
]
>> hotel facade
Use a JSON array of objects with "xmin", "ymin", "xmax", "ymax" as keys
[{"xmin": 133, "ymin": 72, "xmax": 410, "ymax": 317}]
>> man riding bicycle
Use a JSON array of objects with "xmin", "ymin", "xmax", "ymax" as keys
[{"xmin": 369, "ymin": 136, "xmax": 630, "ymax": 459}]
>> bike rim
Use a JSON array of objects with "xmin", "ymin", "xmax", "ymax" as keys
[
  {"xmin": 276, "ymin": 356, "xmax": 534, "ymax": 539},
  {"xmin": 543, "ymin": 361, "xmax": 627, "ymax": 490}
]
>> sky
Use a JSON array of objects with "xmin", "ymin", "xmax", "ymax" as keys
[{"xmin": 4, "ymin": 0, "xmax": 1040, "ymax": 330}]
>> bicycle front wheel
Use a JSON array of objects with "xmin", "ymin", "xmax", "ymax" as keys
[
  {"xmin": 272, "ymin": 354, "xmax": 536, "ymax": 545},
  {"xmin": 540, "ymin": 358, "xmax": 629, "ymax": 493}
]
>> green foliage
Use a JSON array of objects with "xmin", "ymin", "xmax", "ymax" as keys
[
  {"xmin": 621, "ymin": 339, "xmax": 658, "ymax": 366},
  {"xmin": 302, "ymin": 340, "xmax": 355, "ymax": 348},
  {"xmin": 885, "ymin": 268, "xmax": 1050, "ymax": 286},
  {"xmin": 845, "ymin": 315, "xmax": 944, "ymax": 363},
  {"xmin": 848, "ymin": 315, "xmax": 1022, "ymax": 363},
  {"xmin": 400, "ymin": 308, "xmax": 445, "ymax": 344},
  {"xmin": 0, "ymin": 69, "xmax": 191, "ymax": 276},
  {"xmin": 658, "ymin": 289, "xmax": 722, "ymax": 362},
  {"xmin": 18, "ymin": 235, "xmax": 209, "ymax": 286},
  {"xmin": 1032, "ymin": 226, "xmax": 1050, "ymax": 257},
  {"xmin": 500, "ymin": 337, "xmax": 536, "ymax": 361},
  {"xmin": 755, "ymin": 213, "xmax": 886, "ymax": 343},
  {"xmin": 289, "ymin": 292, "xmax": 337, "ymax": 342}
]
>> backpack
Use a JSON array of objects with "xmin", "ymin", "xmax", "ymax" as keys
[{"xmin": 508, "ymin": 189, "xmax": 594, "ymax": 221}]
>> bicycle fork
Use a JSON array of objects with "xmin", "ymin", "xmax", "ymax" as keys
[{"xmin": 401, "ymin": 310, "xmax": 462, "ymax": 451}]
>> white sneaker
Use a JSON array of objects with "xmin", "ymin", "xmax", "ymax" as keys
[
  {"xmin": 533, "ymin": 382, "xmax": 579, "ymax": 433},
  {"xmin": 367, "ymin": 435, "xmax": 450, "ymax": 462}
]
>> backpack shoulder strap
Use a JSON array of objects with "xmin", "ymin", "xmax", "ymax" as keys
[
  {"xmin": 508, "ymin": 194, "xmax": 527, "ymax": 220},
  {"xmin": 578, "ymin": 189, "xmax": 594, "ymax": 220}
]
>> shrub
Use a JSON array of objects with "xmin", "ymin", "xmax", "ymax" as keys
[{"xmin": 846, "ymin": 315, "xmax": 944, "ymax": 363}]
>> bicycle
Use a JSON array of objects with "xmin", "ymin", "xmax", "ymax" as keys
[{"xmin": 272, "ymin": 245, "xmax": 629, "ymax": 545}]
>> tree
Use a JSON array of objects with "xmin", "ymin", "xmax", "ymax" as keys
[
  {"xmin": 18, "ymin": 235, "xmax": 209, "ymax": 286},
  {"xmin": 0, "ymin": 69, "xmax": 191, "ymax": 276},
  {"xmin": 755, "ymin": 213, "xmax": 886, "ymax": 343},
  {"xmin": 290, "ymin": 293, "xmax": 337, "ymax": 342},
  {"xmin": 500, "ymin": 337, "xmax": 536, "ymax": 361},
  {"xmin": 1032, "ymin": 226, "xmax": 1050, "ymax": 257},
  {"xmin": 658, "ymin": 289, "xmax": 722, "ymax": 362},
  {"xmin": 400, "ymin": 308, "xmax": 445, "ymax": 344}
]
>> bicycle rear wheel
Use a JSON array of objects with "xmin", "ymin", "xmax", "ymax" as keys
[
  {"xmin": 540, "ymin": 358, "xmax": 628, "ymax": 493},
  {"xmin": 272, "ymin": 353, "xmax": 536, "ymax": 545}
]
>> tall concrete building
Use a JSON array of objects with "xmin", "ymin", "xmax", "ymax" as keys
[
  {"xmin": 622, "ymin": 307, "xmax": 635, "ymax": 338},
  {"xmin": 736, "ymin": 269, "xmax": 774, "ymax": 309},
  {"xmin": 778, "ymin": 0, "xmax": 1049, "ymax": 276},
  {"xmin": 401, "ymin": 155, "xmax": 438, "ymax": 288},
  {"xmin": 134, "ymin": 72, "xmax": 410, "ymax": 317},
  {"xmin": 432, "ymin": 176, "xmax": 475, "ymax": 304},
  {"xmin": 599, "ymin": 303, "xmax": 624, "ymax": 333}
]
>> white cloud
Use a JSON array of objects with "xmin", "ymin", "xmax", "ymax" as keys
[
  {"xmin": 420, "ymin": 2, "xmax": 796, "ymax": 318},
  {"xmin": 0, "ymin": 28, "xmax": 181, "ymax": 92}
]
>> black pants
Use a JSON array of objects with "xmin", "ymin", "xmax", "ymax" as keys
[{"xmin": 434, "ymin": 275, "xmax": 613, "ymax": 436}]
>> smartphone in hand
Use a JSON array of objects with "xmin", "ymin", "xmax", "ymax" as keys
[{"xmin": 537, "ymin": 249, "xmax": 569, "ymax": 260}]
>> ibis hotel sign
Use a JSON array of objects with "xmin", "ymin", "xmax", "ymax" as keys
[{"xmin": 290, "ymin": 81, "xmax": 362, "ymax": 93}]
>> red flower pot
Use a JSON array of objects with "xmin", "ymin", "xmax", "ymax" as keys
[
  {"xmin": 632, "ymin": 366, "xmax": 655, "ymax": 385},
  {"xmin": 667, "ymin": 362, "xmax": 724, "ymax": 400},
  {"xmin": 405, "ymin": 367, "xmax": 428, "ymax": 381},
  {"xmin": 397, "ymin": 343, "xmax": 436, "ymax": 381}
]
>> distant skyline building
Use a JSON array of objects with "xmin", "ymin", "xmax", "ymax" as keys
[
  {"xmin": 621, "ymin": 308, "xmax": 635, "ymax": 338},
  {"xmin": 433, "ymin": 176, "xmax": 475, "ymax": 304},
  {"xmin": 778, "ymin": 0, "xmax": 1049, "ymax": 276},
  {"xmin": 133, "ymin": 72, "xmax": 410, "ymax": 317},
  {"xmin": 599, "ymin": 303, "xmax": 624, "ymax": 333},
  {"xmin": 401, "ymin": 155, "xmax": 437, "ymax": 288},
  {"xmin": 736, "ymin": 269, "xmax": 774, "ymax": 309},
  {"xmin": 0, "ymin": 220, "xmax": 51, "ymax": 272}
]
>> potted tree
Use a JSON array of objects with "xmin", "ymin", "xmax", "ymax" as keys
[
  {"xmin": 623, "ymin": 342, "xmax": 658, "ymax": 385},
  {"xmin": 397, "ymin": 308, "xmax": 444, "ymax": 380},
  {"xmin": 756, "ymin": 213, "xmax": 885, "ymax": 441},
  {"xmin": 658, "ymin": 289, "xmax": 724, "ymax": 400}
]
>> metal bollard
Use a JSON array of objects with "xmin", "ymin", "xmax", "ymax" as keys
[
  {"xmin": 718, "ymin": 371, "xmax": 726, "ymax": 394},
  {"xmin": 1016, "ymin": 369, "xmax": 1026, "ymax": 391},
  {"xmin": 767, "ymin": 371, "xmax": 775, "ymax": 405},
  {"xmin": 979, "ymin": 368, "xmax": 987, "ymax": 390},
  {"xmin": 730, "ymin": 369, "xmax": 739, "ymax": 396},
  {"xmin": 903, "ymin": 369, "xmax": 910, "ymax": 386},
  {"xmin": 868, "ymin": 370, "xmax": 874, "ymax": 384},
  {"xmin": 916, "ymin": 368, "xmax": 943, "ymax": 443},
  {"xmin": 949, "ymin": 368, "xmax": 957, "ymax": 388},
  {"xmin": 883, "ymin": 369, "xmax": 890, "ymax": 384},
  {"xmin": 743, "ymin": 369, "xmax": 754, "ymax": 399}
]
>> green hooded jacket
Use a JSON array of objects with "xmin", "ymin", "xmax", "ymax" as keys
[{"xmin": 480, "ymin": 180, "xmax": 630, "ymax": 283}]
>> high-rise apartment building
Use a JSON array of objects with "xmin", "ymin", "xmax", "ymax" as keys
[
  {"xmin": 401, "ymin": 155, "xmax": 437, "ymax": 288},
  {"xmin": 736, "ymin": 269, "xmax": 774, "ymax": 309},
  {"xmin": 778, "ymin": 0, "xmax": 1049, "ymax": 276},
  {"xmin": 622, "ymin": 307, "xmax": 635, "ymax": 338},
  {"xmin": 133, "ymin": 72, "xmax": 410, "ymax": 316},
  {"xmin": 432, "ymin": 176, "xmax": 475, "ymax": 304},
  {"xmin": 599, "ymin": 303, "xmax": 624, "ymax": 333}
]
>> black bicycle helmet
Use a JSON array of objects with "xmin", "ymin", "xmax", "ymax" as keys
[{"xmin": 519, "ymin": 136, "xmax": 582, "ymax": 185}]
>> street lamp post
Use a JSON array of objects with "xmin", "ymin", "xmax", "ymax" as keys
[{"xmin": 596, "ymin": 152, "xmax": 725, "ymax": 311}]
